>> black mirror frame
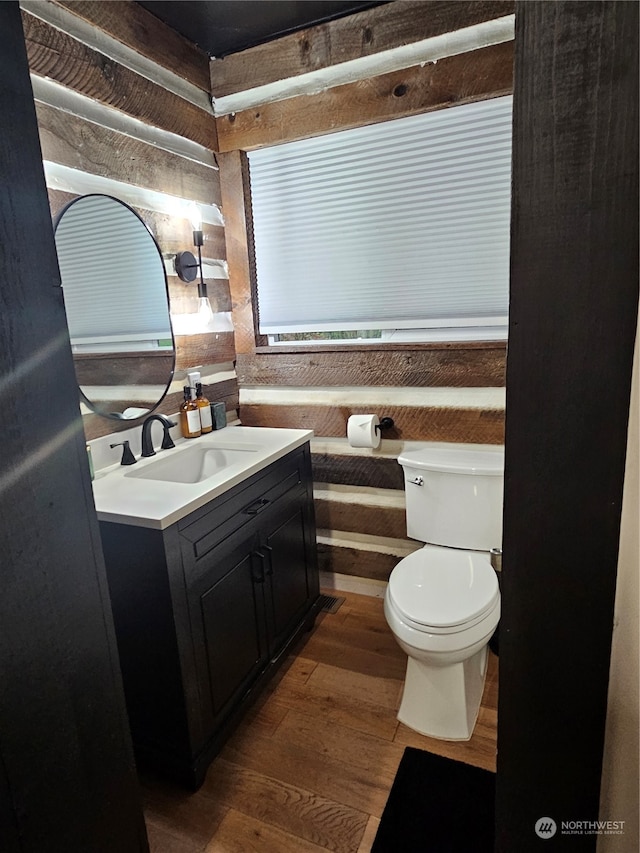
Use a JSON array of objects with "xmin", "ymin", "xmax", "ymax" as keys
[{"xmin": 53, "ymin": 193, "xmax": 176, "ymax": 422}]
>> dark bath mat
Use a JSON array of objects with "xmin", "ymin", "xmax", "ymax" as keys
[{"xmin": 371, "ymin": 747, "xmax": 495, "ymax": 852}]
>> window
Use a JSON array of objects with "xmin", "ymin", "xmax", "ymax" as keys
[{"xmin": 247, "ymin": 95, "xmax": 512, "ymax": 345}]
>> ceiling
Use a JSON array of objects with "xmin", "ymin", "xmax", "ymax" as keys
[{"xmin": 137, "ymin": 1, "xmax": 386, "ymax": 58}]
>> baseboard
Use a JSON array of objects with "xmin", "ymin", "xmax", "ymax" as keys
[{"xmin": 319, "ymin": 570, "xmax": 387, "ymax": 599}]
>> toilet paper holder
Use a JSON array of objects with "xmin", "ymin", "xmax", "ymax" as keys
[{"xmin": 375, "ymin": 417, "xmax": 394, "ymax": 433}]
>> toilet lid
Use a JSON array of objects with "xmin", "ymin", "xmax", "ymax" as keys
[{"xmin": 388, "ymin": 548, "xmax": 499, "ymax": 629}]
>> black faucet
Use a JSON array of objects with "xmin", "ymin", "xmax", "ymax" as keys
[{"xmin": 141, "ymin": 414, "xmax": 177, "ymax": 458}]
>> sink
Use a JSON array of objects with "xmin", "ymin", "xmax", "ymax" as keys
[
  {"xmin": 92, "ymin": 426, "xmax": 314, "ymax": 529},
  {"xmin": 125, "ymin": 445, "xmax": 259, "ymax": 484}
]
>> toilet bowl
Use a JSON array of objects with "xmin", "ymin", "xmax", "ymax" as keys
[
  {"xmin": 384, "ymin": 446, "xmax": 504, "ymax": 741},
  {"xmin": 385, "ymin": 545, "xmax": 500, "ymax": 740}
]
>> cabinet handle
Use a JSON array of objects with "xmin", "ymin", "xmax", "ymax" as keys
[
  {"xmin": 244, "ymin": 498, "xmax": 270, "ymax": 515},
  {"xmin": 262, "ymin": 545, "xmax": 274, "ymax": 576},
  {"xmin": 252, "ymin": 556, "xmax": 265, "ymax": 584},
  {"xmin": 255, "ymin": 546, "xmax": 273, "ymax": 577}
]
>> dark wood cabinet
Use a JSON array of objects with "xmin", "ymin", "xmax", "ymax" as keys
[{"xmin": 100, "ymin": 442, "xmax": 320, "ymax": 788}]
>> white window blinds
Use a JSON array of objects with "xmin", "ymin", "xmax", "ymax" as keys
[{"xmin": 248, "ymin": 95, "xmax": 512, "ymax": 337}]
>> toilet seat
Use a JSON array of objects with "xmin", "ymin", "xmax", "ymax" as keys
[
  {"xmin": 388, "ymin": 547, "xmax": 499, "ymax": 634},
  {"xmin": 385, "ymin": 586, "xmax": 500, "ymax": 657}
]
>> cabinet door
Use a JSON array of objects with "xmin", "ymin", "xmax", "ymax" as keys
[
  {"xmin": 261, "ymin": 490, "xmax": 315, "ymax": 656},
  {"xmin": 191, "ymin": 534, "xmax": 269, "ymax": 733}
]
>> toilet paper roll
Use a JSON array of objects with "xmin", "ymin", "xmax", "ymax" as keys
[{"xmin": 347, "ymin": 414, "xmax": 381, "ymax": 449}]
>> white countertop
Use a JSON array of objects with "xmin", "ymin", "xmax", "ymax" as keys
[{"xmin": 92, "ymin": 426, "xmax": 313, "ymax": 530}]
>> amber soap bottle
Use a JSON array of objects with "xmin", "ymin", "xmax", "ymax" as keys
[{"xmin": 180, "ymin": 386, "xmax": 201, "ymax": 438}]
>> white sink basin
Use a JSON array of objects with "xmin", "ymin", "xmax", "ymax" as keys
[
  {"xmin": 125, "ymin": 444, "xmax": 259, "ymax": 484},
  {"xmin": 91, "ymin": 426, "xmax": 313, "ymax": 530}
]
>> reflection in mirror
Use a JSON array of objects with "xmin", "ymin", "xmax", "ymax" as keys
[{"xmin": 54, "ymin": 195, "xmax": 175, "ymax": 420}]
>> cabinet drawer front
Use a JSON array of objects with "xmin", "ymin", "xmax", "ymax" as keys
[{"xmin": 179, "ymin": 449, "xmax": 306, "ymax": 563}]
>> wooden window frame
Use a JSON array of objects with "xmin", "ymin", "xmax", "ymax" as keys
[{"xmin": 217, "ymin": 41, "xmax": 514, "ymax": 361}]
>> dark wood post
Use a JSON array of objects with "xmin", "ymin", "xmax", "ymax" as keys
[
  {"xmin": 0, "ymin": 3, "xmax": 148, "ymax": 849},
  {"xmin": 496, "ymin": 2, "xmax": 638, "ymax": 849}
]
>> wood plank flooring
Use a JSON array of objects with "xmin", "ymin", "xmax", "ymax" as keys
[{"xmin": 141, "ymin": 591, "xmax": 498, "ymax": 852}]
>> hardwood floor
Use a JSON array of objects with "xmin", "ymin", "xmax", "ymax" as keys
[{"xmin": 141, "ymin": 591, "xmax": 498, "ymax": 852}]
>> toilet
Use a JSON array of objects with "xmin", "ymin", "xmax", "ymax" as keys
[{"xmin": 384, "ymin": 446, "xmax": 503, "ymax": 741}]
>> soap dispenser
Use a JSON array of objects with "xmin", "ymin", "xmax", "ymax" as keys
[
  {"xmin": 195, "ymin": 382, "xmax": 213, "ymax": 433},
  {"xmin": 180, "ymin": 386, "xmax": 201, "ymax": 439}
]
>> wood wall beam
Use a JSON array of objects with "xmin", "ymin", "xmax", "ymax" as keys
[
  {"xmin": 175, "ymin": 332, "xmax": 236, "ymax": 371},
  {"xmin": 311, "ymin": 452, "xmax": 405, "ymax": 491},
  {"xmin": 23, "ymin": 11, "xmax": 218, "ymax": 150},
  {"xmin": 36, "ymin": 102, "xmax": 219, "ymax": 206},
  {"xmin": 47, "ymin": 188, "xmax": 82, "ymax": 217},
  {"xmin": 53, "ymin": 0, "xmax": 211, "ymax": 92},
  {"xmin": 317, "ymin": 541, "xmax": 398, "ymax": 583},
  {"xmin": 216, "ymin": 40, "xmax": 513, "ymax": 151},
  {"xmin": 201, "ymin": 377, "xmax": 239, "ymax": 409},
  {"xmin": 238, "ymin": 346, "xmax": 506, "ymax": 388},
  {"xmin": 218, "ymin": 151, "xmax": 267, "ymax": 352},
  {"xmin": 242, "ymin": 404, "xmax": 504, "ymax": 443},
  {"xmin": 211, "ymin": 0, "xmax": 514, "ymax": 97},
  {"xmin": 315, "ymin": 498, "xmax": 406, "ymax": 541}
]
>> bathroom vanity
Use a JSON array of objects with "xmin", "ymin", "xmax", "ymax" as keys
[{"xmin": 93, "ymin": 428, "xmax": 320, "ymax": 788}]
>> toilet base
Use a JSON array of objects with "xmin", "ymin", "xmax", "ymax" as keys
[{"xmin": 397, "ymin": 645, "xmax": 488, "ymax": 741}]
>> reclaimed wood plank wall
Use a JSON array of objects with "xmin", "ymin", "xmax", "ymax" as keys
[
  {"xmin": 22, "ymin": 0, "xmax": 237, "ymax": 440},
  {"xmin": 23, "ymin": 0, "xmax": 513, "ymax": 583},
  {"xmin": 210, "ymin": 0, "xmax": 514, "ymax": 586}
]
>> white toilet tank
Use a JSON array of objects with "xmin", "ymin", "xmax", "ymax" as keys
[{"xmin": 398, "ymin": 446, "xmax": 504, "ymax": 551}]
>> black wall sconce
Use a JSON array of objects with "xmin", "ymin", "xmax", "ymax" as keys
[{"xmin": 174, "ymin": 206, "xmax": 214, "ymax": 323}]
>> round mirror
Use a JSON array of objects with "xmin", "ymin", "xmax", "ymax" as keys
[{"xmin": 54, "ymin": 194, "xmax": 175, "ymax": 420}]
